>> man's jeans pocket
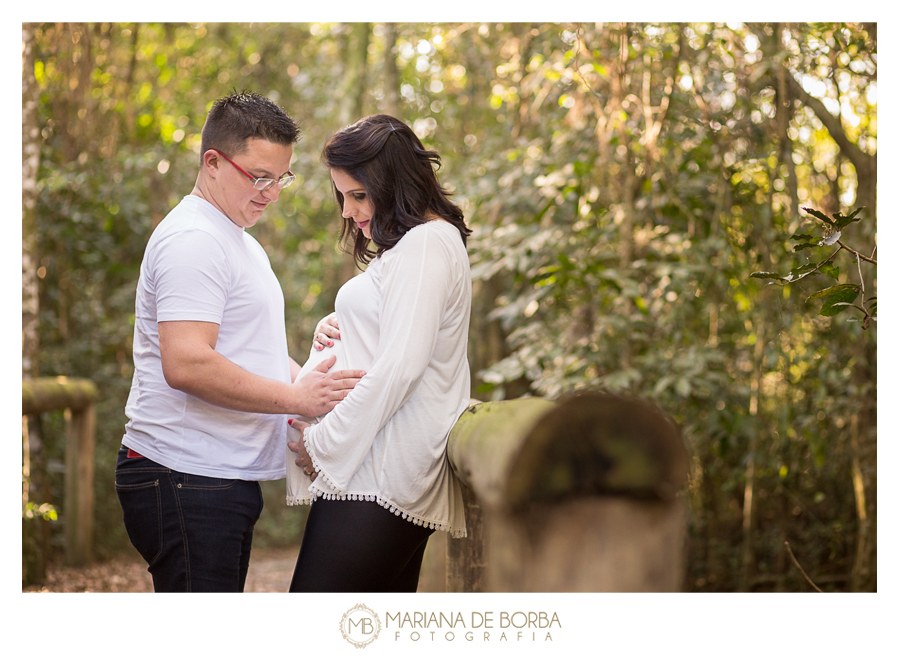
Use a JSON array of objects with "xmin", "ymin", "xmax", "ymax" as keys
[{"xmin": 115, "ymin": 452, "xmax": 167, "ymax": 566}]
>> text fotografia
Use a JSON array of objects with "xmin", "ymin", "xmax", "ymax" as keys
[{"xmin": 387, "ymin": 611, "xmax": 561, "ymax": 642}]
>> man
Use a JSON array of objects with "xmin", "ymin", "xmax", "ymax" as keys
[{"xmin": 116, "ymin": 91, "xmax": 362, "ymax": 592}]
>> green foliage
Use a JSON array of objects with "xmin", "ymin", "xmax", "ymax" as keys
[{"xmin": 751, "ymin": 206, "xmax": 876, "ymax": 327}]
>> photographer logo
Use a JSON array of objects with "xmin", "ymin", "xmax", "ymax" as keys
[{"xmin": 340, "ymin": 604, "xmax": 382, "ymax": 648}]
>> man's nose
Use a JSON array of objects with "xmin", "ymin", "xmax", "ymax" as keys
[{"xmin": 262, "ymin": 184, "xmax": 281, "ymax": 202}]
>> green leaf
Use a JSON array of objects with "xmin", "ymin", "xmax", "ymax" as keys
[
  {"xmin": 793, "ymin": 242, "xmax": 820, "ymax": 252},
  {"xmin": 821, "ymin": 302, "xmax": 859, "ymax": 317},
  {"xmin": 834, "ymin": 207, "xmax": 864, "ymax": 229},
  {"xmin": 533, "ymin": 198, "xmax": 555, "ymax": 224},
  {"xmin": 802, "ymin": 206, "xmax": 836, "ymax": 227},
  {"xmin": 807, "ymin": 283, "xmax": 861, "ymax": 303},
  {"xmin": 653, "ymin": 375, "xmax": 674, "ymax": 396},
  {"xmin": 821, "ymin": 264, "xmax": 840, "ymax": 280},
  {"xmin": 790, "ymin": 232, "xmax": 816, "ymax": 242},
  {"xmin": 818, "ymin": 287, "xmax": 860, "ymax": 316},
  {"xmin": 752, "ymin": 262, "xmax": 821, "ymax": 284}
]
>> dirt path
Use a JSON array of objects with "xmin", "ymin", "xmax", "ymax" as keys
[{"xmin": 22, "ymin": 546, "xmax": 299, "ymax": 593}]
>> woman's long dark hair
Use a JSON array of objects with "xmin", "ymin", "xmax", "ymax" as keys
[{"xmin": 321, "ymin": 114, "xmax": 470, "ymax": 267}]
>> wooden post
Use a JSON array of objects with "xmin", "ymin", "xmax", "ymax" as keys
[
  {"xmin": 443, "ymin": 398, "xmax": 554, "ymax": 592},
  {"xmin": 22, "ymin": 377, "xmax": 98, "ymax": 568},
  {"xmin": 65, "ymin": 404, "xmax": 96, "ymax": 566},
  {"xmin": 445, "ymin": 483, "xmax": 486, "ymax": 592},
  {"xmin": 444, "ymin": 391, "xmax": 689, "ymax": 592}
]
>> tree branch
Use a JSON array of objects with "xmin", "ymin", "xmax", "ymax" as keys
[
  {"xmin": 783, "ymin": 73, "xmax": 871, "ymax": 175},
  {"xmin": 784, "ymin": 542, "xmax": 823, "ymax": 593},
  {"xmin": 838, "ymin": 241, "xmax": 877, "ymax": 265}
]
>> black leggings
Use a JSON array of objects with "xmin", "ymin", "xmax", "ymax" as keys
[{"xmin": 289, "ymin": 498, "xmax": 435, "ymax": 592}]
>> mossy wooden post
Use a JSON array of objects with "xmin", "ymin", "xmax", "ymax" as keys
[
  {"xmin": 445, "ymin": 398, "xmax": 554, "ymax": 592},
  {"xmin": 22, "ymin": 377, "xmax": 98, "ymax": 567},
  {"xmin": 445, "ymin": 392, "xmax": 689, "ymax": 592}
]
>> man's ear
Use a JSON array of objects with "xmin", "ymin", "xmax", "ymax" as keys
[{"xmin": 201, "ymin": 149, "xmax": 220, "ymax": 178}]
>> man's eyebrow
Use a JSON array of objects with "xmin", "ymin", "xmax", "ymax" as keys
[{"xmin": 247, "ymin": 165, "xmax": 292, "ymax": 179}]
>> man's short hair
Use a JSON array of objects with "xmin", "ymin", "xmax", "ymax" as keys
[{"xmin": 200, "ymin": 90, "xmax": 300, "ymax": 162}]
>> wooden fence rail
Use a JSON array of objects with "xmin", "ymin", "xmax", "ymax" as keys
[
  {"xmin": 440, "ymin": 391, "xmax": 689, "ymax": 592},
  {"xmin": 22, "ymin": 376, "xmax": 98, "ymax": 570}
]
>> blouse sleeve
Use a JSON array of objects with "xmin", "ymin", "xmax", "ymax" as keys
[{"xmin": 302, "ymin": 225, "xmax": 456, "ymax": 494}]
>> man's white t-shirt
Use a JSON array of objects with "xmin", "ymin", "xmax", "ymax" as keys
[{"xmin": 123, "ymin": 195, "xmax": 290, "ymax": 480}]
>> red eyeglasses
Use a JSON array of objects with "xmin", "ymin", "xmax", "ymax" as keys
[{"xmin": 211, "ymin": 148, "xmax": 295, "ymax": 192}]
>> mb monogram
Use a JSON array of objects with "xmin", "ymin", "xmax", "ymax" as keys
[{"xmin": 340, "ymin": 604, "xmax": 382, "ymax": 648}]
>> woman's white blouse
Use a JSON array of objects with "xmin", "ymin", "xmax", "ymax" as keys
[{"xmin": 286, "ymin": 221, "xmax": 470, "ymax": 537}]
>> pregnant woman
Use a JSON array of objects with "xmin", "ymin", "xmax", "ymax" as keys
[{"xmin": 285, "ymin": 114, "xmax": 471, "ymax": 592}]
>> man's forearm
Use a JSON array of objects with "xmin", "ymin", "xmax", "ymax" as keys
[
  {"xmin": 164, "ymin": 345, "xmax": 299, "ymax": 414},
  {"xmin": 159, "ymin": 320, "xmax": 358, "ymax": 418}
]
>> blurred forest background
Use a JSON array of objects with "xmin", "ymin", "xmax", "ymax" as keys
[{"xmin": 22, "ymin": 22, "xmax": 876, "ymax": 592}]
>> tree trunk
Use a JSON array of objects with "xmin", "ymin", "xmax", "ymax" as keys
[
  {"xmin": 775, "ymin": 24, "xmax": 799, "ymax": 223},
  {"xmin": 613, "ymin": 25, "xmax": 636, "ymax": 268},
  {"xmin": 337, "ymin": 22, "xmax": 370, "ymax": 128},
  {"xmin": 739, "ymin": 333, "xmax": 765, "ymax": 591},
  {"xmin": 782, "ymin": 61, "xmax": 876, "ymax": 221},
  {"xmin": 102, "ymin": 23, "xmax": 140, "ymax": 159},
  {"xmin": 381, "ymin": 23, "xmax": 400, "ymax": 118},
  {"xmin": 850, "ymin": 338, "xmax": 877, "ymax": 591},
  {"xmin": 22, "ymin": 23, "xmax": 40, "ymax": 380},
  {"xmin": 22, "ymin": 22, "xmax": 49, "ymax": 587},
  {"xmin": 336, "ymin": 22, "xmax": 372, "ymax": 283},
  {"xmin": 467, "ymin": 274, "xmax": 532, "ymax": 400}
]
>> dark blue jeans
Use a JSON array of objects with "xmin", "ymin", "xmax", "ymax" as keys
[{"xmin": 115, "ymin": 446, "xmax": 263, "ymax": 592}]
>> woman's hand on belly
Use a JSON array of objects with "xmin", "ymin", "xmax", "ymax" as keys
[
  {"xmin": 287, "ymin": 418, "xmax": 317, "ymax": 481},
  {"xmin": 313, "ymin": 312, "xmax": 340, "ymax": 351}
]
